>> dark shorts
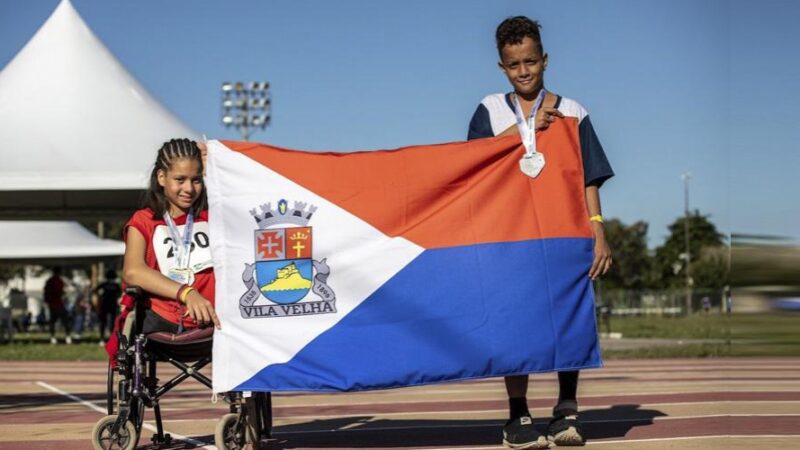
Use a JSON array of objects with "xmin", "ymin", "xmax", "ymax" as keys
[
  {"xmin": 142, "ymin": 310, "xmax": 181, "ymax": 335},
  {"xmin": 49, "ymin": 307, "xmax": 69, "ymax": 322}
]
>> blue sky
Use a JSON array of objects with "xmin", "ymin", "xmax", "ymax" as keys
[{"xmin": 1, "ymin": 0, "xmax": 797, "ymax": 247}]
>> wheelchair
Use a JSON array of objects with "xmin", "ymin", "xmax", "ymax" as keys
[{"xmin": 91, "ymin": 287, "xmax": 273, "ymax": 450}]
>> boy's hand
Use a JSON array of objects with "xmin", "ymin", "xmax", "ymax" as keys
[
  {"xmin": 535, "ymin": 107, "xmax": 563, "ymax": 131},
  {"xmin": 589, "ymin": 223, "xmax": 612, "ymax": 280},
  {"xmin": 184, "ymin": 291, "xmax": 221, "ymax": 329}
]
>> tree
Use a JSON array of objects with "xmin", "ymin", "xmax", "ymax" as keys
[
  {"xmin": 692, "ymin": 246, "xmax": 728, "ymax": 291},
  {"xmin": 652, "ymin": 211, "xmax": 726, "ymax": 289},
  {"xmin": 0, "ymin": 265, "xmax": 25, "ymax": 283},
  {"xmin": 602, "ymin": 218, "xmax": 650, "ymax": 290}
]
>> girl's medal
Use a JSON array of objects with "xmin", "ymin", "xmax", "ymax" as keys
[
  {"xmin": 167, "ymin": 267, "xmax": 195, "ymax": 285},
  {"xmin": 513, "ymin": 89, "xmax": 547, "ymax": 178},
  {"xmin": 163, "ymin": 209, "xmax": 195, "ymax": 285}
]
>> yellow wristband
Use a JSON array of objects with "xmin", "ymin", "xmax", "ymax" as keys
[
  {"xmin": 179, "ymin": 286, "xmax": 195, "ymax": 304},
  {"xmin": 589, "ymin": 214, "xmax": 604, "ymax": 223}
]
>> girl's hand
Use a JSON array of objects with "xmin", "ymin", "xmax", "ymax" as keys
[
  {"xmin": 198, "ymin": 142, "xmax": 208, "ymax": 176},
  {"xmin": 535, "ymin": 106, "xmax": 564, "ymax": 131},
  {"xmin": 184, "ymin": 290, "xmax": 221, "ymax": 329},
  {"xmin": 589, "ymin": 223, "xmax": 612, "ymax": 280}
]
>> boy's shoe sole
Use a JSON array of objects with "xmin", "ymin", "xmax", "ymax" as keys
[
  {"xmin": 502, "ymin": 436, "xmax": 550, "ymax": 449},
  {"xmin": 503, "ymin": 416, "xmax": 551, "ymax": 449},
  {"xmin": 547, "ymin": 415, "xmax": 585, "ymax": 446}
]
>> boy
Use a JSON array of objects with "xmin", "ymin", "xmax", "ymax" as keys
[{"xmin": 468, "ymin": 16, "xmax": 614, "ymax": 448}]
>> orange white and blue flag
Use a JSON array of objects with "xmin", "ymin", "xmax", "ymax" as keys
[{"xmin": 207, "ymin": 133, "xmax": 602, "ymax": 393}]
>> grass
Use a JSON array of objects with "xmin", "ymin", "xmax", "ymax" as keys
[
  {"xmin": 1, "ymin": 314, "xmax": 798, "ymax": 360},
  {"xmin": 602, "ymin": 313, "xmax": 800, "ymax": 358},
  {"xmin": 604, "ymin": 314, "xmax": 730, "ymax": 339},
  {"xmin": 603, "ymin": 343, "xmax": 731, "ymax": 359},
  {"xmin": 0, "ymin": 332, "xmax": 107, "ymax": 361}
]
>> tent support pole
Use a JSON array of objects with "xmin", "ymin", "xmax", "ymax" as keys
[{"xmin": 93, "ymin": 221, "xmax": 105, "ymax": 311}]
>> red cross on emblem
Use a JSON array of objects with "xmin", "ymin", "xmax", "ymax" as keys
[{"xmin": 256, "ymin": 230, "xmax": 285, "ymax": 261}]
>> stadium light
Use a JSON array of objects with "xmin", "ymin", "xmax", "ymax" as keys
[{"xmin": 221, "ymin": 80, "xmax": 271, "ymax": 141}]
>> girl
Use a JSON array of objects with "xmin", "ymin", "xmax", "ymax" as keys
[{"xmin": 122, "ymin": 138, "xmax": 219, "ymax": 333}]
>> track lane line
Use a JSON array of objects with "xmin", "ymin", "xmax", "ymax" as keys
[
  {"xmin": 406, "ymin": 434, "xmax": 800, "ymax": 450},
  {"xmin": 585, "ymin": 434, "xmax": 800, "ymax": 446},
  {"xmin": 261, "ymin": 412, "xmax": 800, "ymax": 431}
]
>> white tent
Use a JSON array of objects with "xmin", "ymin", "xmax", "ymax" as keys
[
  {"xmin": 0, "ymin": 0, "xmax": 198, "ymax": 219},
  {"xmin": 0, "ymin": 221, "xmax": 123, "ymax": 263}
]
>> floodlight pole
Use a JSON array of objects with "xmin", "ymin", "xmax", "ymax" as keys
[
  {"xmin": 682, "ymin": 172, "xmax": 692, "ymax": 315},
  {"xmin": 221, "ymin": 81, "xmax": 272, "ymax": 142}
]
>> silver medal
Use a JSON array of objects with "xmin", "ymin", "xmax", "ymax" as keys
[
  {"xmin": 513, "ymin": 90, "xmax": 548, "ymax": 179},
  {"xmin": 519, "ymin": 153, "xmax": 546, "ymax": 178}
]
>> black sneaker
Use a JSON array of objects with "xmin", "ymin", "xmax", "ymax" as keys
[
  {"xmin": 547, "ymin": 414, "xmax": 585, "ymax": 446},
  {"xmin": 502, "ymin": 415, "xmax": 550, "ymax": 449}
]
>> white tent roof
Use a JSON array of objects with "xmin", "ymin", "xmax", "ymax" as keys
[
  {"xmin": 0, "ymin": 0, "xmax": 198, "ymax": 191},
  {"xmin": 0, "ymin": 221, "xmax": 124, "ymax": 260}
]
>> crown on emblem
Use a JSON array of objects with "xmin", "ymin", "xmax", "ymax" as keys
[
  {"xmin": 250, "ymin": 199, "xmax": 317, "ymax": 228},
  {"xmin": 289, "ymin": 231, "xmax": 309, "ymax": 240}
]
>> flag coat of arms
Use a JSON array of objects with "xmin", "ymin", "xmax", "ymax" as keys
[{"xmin": 207, "ymin": 124, "xmax": 602, "ymax": 393}]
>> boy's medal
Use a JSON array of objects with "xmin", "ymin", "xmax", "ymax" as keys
[
  {"xmin": 163, "ymin": 209, "xmax": 195, "ymax": 285},
  {"xmin": 519, "ymin": 153, "xmax": 545, "ymax": 178},
  {"xmin": 513, "ymin": 89, "xmax": 547, "ymax": 178}
]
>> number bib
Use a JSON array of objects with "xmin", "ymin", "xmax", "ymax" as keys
[{"xmin": 153, "ymin": 221, "xmax": 213, "ymax": 277}]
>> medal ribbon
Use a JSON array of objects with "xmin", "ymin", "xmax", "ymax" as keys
[
  {"xmin": 181, "ymin": 210, "xmax": 194, "ymax": 268},
  {"xmin": 163, "ymin": 209, "xmax": 194, "ymax": 269},
  {"xmin": 512, "ymin": 89, "xmax": 546, "ymax": 157}
]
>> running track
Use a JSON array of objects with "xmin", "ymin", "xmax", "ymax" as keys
[{"xmin": 0, "ymin": 358, "xmax": 798, "ymax": 449}]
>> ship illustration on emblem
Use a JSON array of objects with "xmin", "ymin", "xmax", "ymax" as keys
[{"xmin": 239, "ymin": 199, "xmax": 336, "ymax": 318}]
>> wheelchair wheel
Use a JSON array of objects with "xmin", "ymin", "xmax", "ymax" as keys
[
  {"xmin": 91, "ymin": 414, "xmax": 137, "ymax": 450},
  {"xmin": 215, "ymin": 413, "xmax": 246, "ymax": 450}
]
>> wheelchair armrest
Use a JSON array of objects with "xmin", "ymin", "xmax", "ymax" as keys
[
  {"xmin": 125, "ymin": 286, "xmax": 147, "ymax": 306},
  {"xmin": 124, "ymin": 286, "xmax": 144, "ymax": 297},
  {"xmin": 123, "ymin": 286, "xmax": 149, "ymax": 336}
]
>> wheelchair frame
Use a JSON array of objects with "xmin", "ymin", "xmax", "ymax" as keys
[{"xmin": 91, "ymin": 287, "xmax": 273, "ymax": 450}]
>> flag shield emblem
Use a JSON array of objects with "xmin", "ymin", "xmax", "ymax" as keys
[{"xmin": 254, "ymin": 226, "xmax": 313, "ymax": 305}]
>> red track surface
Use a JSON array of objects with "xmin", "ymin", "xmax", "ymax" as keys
[{"xmin": 1, "ymin": 358, "xmax": 798, "ymax": 449}]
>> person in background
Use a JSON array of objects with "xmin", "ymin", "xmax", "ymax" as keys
[
  {"xmin": 96, "ymin": 269, "xmax": 122, "ymax": 345},
  {"xmin": 70, "ymin": 285, "xmax": 89, "ymax": 340},
  {"xmin": 44, "ymin": 267, "xmax": 72, "ymax": 344}
]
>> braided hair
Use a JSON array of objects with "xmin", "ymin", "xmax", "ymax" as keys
[{"xmin": 143, "ymin": 138, "xmax": 207, "ymax": 218}]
